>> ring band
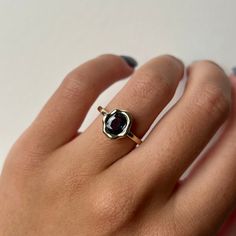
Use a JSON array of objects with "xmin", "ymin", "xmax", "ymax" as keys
[{"xmin": 97, "ymin": 106, "xmax": 142, "ymax": 145}]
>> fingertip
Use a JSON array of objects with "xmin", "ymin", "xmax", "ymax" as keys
[
  {"xmin": 188, "ymin": 60, "xmax": 226, "ymax": 77},
  {"xmin": 229, "ymin": 75, "xmax": 236, "ymax": 84},
  {"xmin": 97, "ymin": 54, "xmax": 136, "ymax": 78},
  {"xmin": 232, "ymin": 67, "xmax": 236, "ymax": 76},
  {"xmin": 120, "ymin": 55, "xmax": 138, "ymax": 69},
  {"xmin": 229, "ymin": 68, "xmax": 236, "ymax": 87},
  {"xmin": 228, "ymin": 69, "xmax": 236, "ymax": 112},
  {"xmin": 163, "ymin": 54, "xmax": 185, "ymax": 68}
]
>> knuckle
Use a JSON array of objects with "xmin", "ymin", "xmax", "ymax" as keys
[
  {"xmin": 90, "ymin": 186, "xmax": 132, "ymax": 228},
  {"xmin": 197, "ymin": 85, "xmax": 230, "ymax": 119},
  {"xmin": 133, "ymin": 70, "xmax": 174, "ymax": 101},
  {"xmin": 61, "ymin": 73, "xmax": 89, "ymax": 101},
  {"xmin": 193, "ymin": 60, "xmax": 223, "ymax": 71},
  {"xmin": 131, "ymin": 76, "xmax": 154, "ymax": 102}
]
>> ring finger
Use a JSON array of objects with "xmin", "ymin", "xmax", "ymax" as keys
[
  {"xmin": 110, "ymin": 60, "xmax": 231, "ymax": 204},
  {"xmin": 65, "ymin": 55, "xmax": 184, "ymax": 172}
]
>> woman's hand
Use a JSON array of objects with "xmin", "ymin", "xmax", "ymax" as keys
[{"xmin": 0, "ymin": 54, "xmax": 236, "ymax": 236}]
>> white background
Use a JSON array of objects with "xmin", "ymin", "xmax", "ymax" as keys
[{"xmin": 0, "ymin": 0, "xmax": 236, "ymax": 170}]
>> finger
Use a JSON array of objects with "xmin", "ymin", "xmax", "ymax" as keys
[
  {"xmin": 66, "ymin": 55, "xmax": 184, "ymax": 172},
  {"xmin": 219, "ymin": 207, "xmax": 236, "ymax": 236},
  {"xmin": 113, "ymin": 60, "xmax": 231, "ymax": 201},
  {"xmin": 18, "ymin": 54, "xmax": 134, "ymax": 154},
  {"xmin": 168, "ymin": 75, "xmax": 236, "ymax": 235}
]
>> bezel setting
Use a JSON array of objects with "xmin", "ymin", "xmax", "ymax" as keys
[{"xmin": 102, "ymin": 109, "xmax": 133, "ymax": 139}]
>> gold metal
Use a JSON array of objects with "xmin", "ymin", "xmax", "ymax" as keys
[
  {"xmin": 127, "ymin": 131, "xmax": 142, "ymax": 145},
  {"xmin": 97, "ymin": 106, "xmax": 142, "ymax": 145},
  {"xmin": 97, "ymin": 106, "xmax": 108, "ymax": 116}
]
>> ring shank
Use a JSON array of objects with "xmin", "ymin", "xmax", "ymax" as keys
[
  {"xmin": 97, "ymin": 106, "xmax": 108, "ymax": 115},
  {"xmin": 127, "ymin": 131, "xmax": 142, "ymax": 145}
]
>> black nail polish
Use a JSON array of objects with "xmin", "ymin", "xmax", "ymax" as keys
[
  {"xmin": 120, "ymin": 55, "xmax": 138, "ymax": 68},
  {"xmin": 232, "ymin": 67, "xmax": 236, "ymax": 75}
]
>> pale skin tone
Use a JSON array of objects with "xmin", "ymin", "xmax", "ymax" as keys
[{"xmin": 1, "ymin": 54, "xmax": 236, "ymax": 235}]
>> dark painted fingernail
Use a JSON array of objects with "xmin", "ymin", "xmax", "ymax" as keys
[
  {"xmin": 232, "ymin": 67, "xmax": 236, "ymax": 75},
  {"xmin": 120, "ymin": 55, "xmax": 138, "ymax": 68}
]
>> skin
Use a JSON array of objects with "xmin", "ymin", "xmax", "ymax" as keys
[{"xmin": 0, "ymin": 54, "xmax": 236, "ymax": 235}]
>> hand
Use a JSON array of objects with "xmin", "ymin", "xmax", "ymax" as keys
[{"xmin": 0, "ymin": 54, "xmax": 236, "ymax": 236}]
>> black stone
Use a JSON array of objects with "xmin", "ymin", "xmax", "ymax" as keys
[{"xmin": 105, "ymin": 111, "xmax": 127, "ymax": 136}]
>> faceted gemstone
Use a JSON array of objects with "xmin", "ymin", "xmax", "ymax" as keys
[{"xmin": 105, "ymin": 111, "xmax": 127, "ymax": 136}]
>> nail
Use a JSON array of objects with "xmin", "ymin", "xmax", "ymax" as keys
[
  {"xmin": 232, "ymin": 67, "xmax": 236, "ymax": 75},
  {"xmin": 120, "ymin": 55, "xmax": 138, "ymax": 68}
]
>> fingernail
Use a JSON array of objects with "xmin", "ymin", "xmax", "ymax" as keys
[
  {"xmin": 120, "ymin": 55, "xmax": 138, "ymax": 68},
  {"xmin": 232, "ymin": 67, "xmax": 236, "ymax": 75}
]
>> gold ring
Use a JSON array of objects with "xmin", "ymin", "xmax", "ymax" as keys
[{"xmin": 97, "ymin": 106, "xmax": 142, "ymax": 145}]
